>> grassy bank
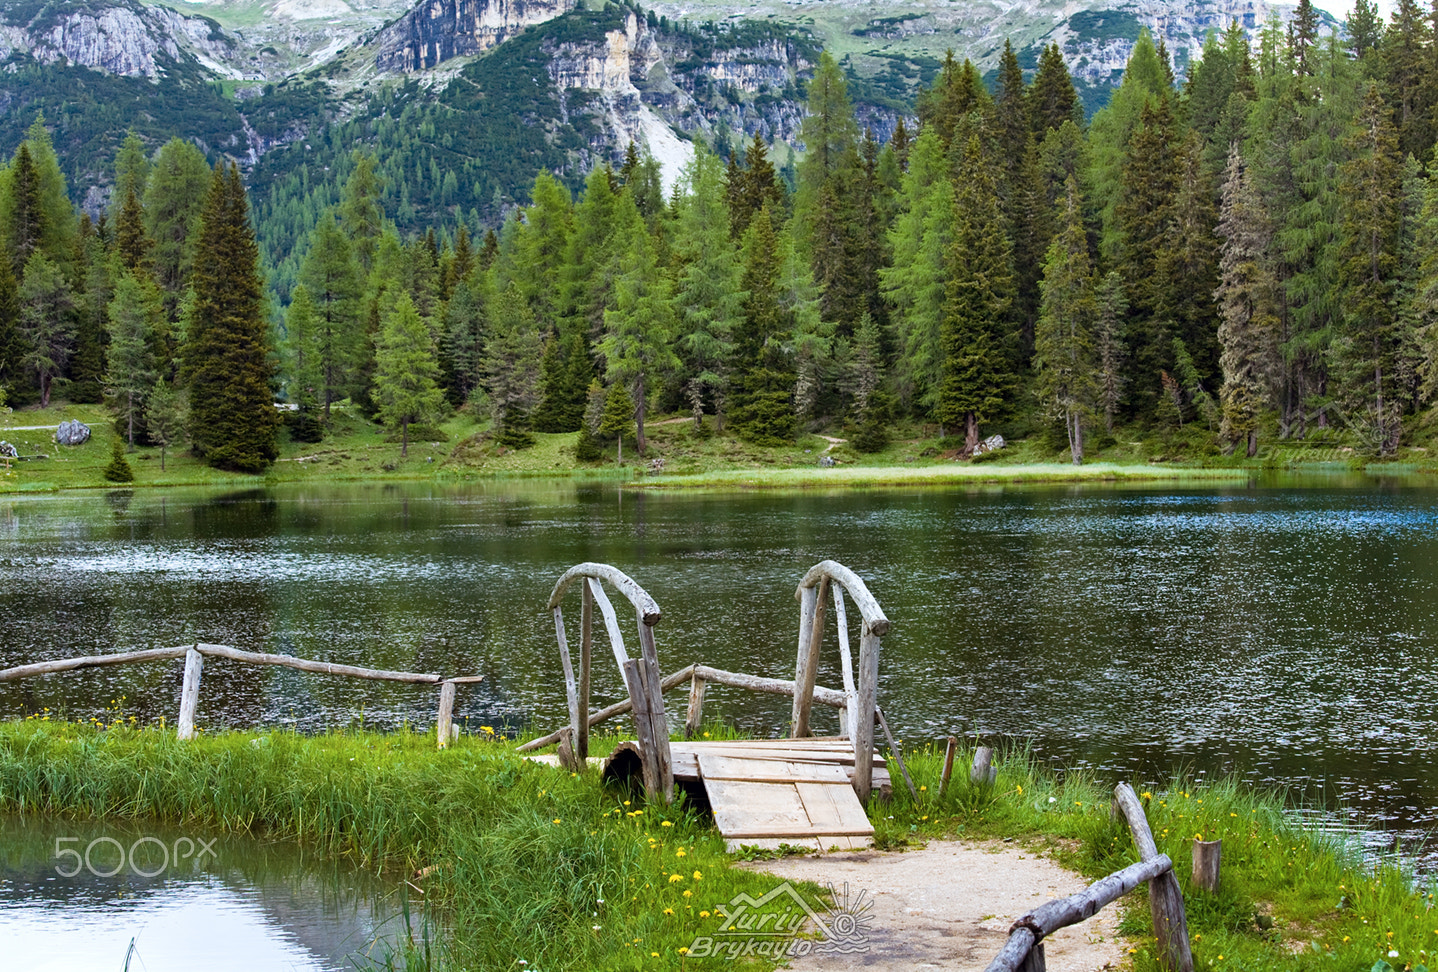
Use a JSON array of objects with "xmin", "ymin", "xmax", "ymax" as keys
[
  {"xmin": 0, "ymin": 721, "xmax": 1431, "ymax": 971},
  {"xmin": 5, "ymin": 401, "xmax": 1435, "ymax": 495}
]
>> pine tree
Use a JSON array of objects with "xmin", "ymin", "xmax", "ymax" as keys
[
  {"xmin": 480, "ymin": 283, "xmax": 543, "ymax": 447},
  {"xmin": 1288, "ymin": 0, "xmax": 1321, "ymax": 75},
  {"xmin": 673, "ymin": 143, "xmax": 744, "ymax": 425},
  {"xmin": 184, "ymin": 163, "xmax": 280, "ymax": 473},
  {"xmin": 1155, "ymin": 134, "xmax": 1221, "ymax": 380},
  {"xmin": 881, "ymin": 130, "xmax": 955, "ymax": 413},
  {"xmin": 299, "ymin": 212, "xmax": 363, "ymax": 421},
  {"xmin": 68, "ymin": 216, "xmax": 108, "ymax": 405},
  {"xmin": 1034, "ymin": 178, "xmax": 1097, "ymax": 464},
  {"xmin": 105, "ymin": 270, "xmax": 160, "ymax": 445},
  {"xmin": 0, "ymin": 255, "xmax": 23, "ymax": 397},
  {"xmin": 143, "ymin": 138, "xmax": 210, "ymax": 317},
  {"xmin": 7, "ymin": 144, "xmax": 42, "ymax": 275},
  {"xmin": 1030, "ymin": 43, "xmax": 1082, "ymax": 137},
  {"xmin": 1094, "ymin": 272, "xmax": 1128, "ymax": 433},
  {"xmin": 729, "ymin": 208, "xmax": 796, "ymax": 445},
  {"xmin": 1347, "ymin": 0, "xmax": 1384, "ymax": 63},
  {"xmin": 598, "ymin": 380, "xmax": 634, "ymax": 462},
  {"xmin": 374, "ymin": 291, "xmax": 446, "ymax": 456},
  {"xmin": 727, "ymin": 133, "xmax": 785, "ymax": 239},
  {"xmin": 102, "ymin": 433, "xmax": 134, "ymax": 483},
  {"xmin": 283, "ymin": 284, "xmax": 325, "ymax": 441},
  {"xmin": 1215, "ymin": 146, "xmax": 1281, "ymax": 456},
  {"xmin": 598, "ymin": 194, "xmax": 679, "ymax": 455},
  {"xmin": 18, "ymin": 251, "xmax": 72, "ymax": 406},
  {"xmin": 935, "ymin": 134, "xmax": 1015, "ymax": 451},
  {"xmin": 442, "ymin": 266, "xmax": 490, "ymax": 405},
  {"xmin": 113, "ymin": 183, "xmax": 152, "ymax": 276},
  {"xmin": 1333, "ymin": 82, "xmax": 1407, "ymax": 454},
  {"xmin": 1381, "ymin": 0, "xmax": 1433, "ymax": 160},
  {"xmin": 144, "ymin": 378, "xmax": 186, "ymax": 471},
  {"xmin": 845, "ymin": 311, "xmax": 890, "ymax": 452}
]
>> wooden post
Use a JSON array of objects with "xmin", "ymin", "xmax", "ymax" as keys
[
  {"xmin": 622, "ymin": 659, "xmax": 662, "ymax": 801},
  {"xmin": 1192, "ymin": 839, "xmax": 1221, "ymax": 893},
  {"xmin": 792, "ymin": 577, "xmax": 829, "ymax": 737},
  {"xmin": 1017, "ymin": 942, "xmax": 1045, "ymax": 972},
  {"xmin": 832, "ymin": 586, "xmax": 858, "ymax": 741},
  {"xmin": 579, "ymin": 579, "xmax": 593, "ymax": 760},
  {"xmin": 436, "ymin": 679, "xmax": 457, "ymax": 750},
  {"xmin": 876, "ymin": 706, "xmax": 918, "ymax": 801},
  {"xmin": 554, "ymin": 607, "xmax": 582, "ymax": 754},
  {"xmin": 556, "ymin": 727, "xmax": 581, "ymax": 773},
  {"xmin": 791, "ymin": 583, "xmax": 817, "ymax": 736},
  {"xmin": 972, "ymin": 745, "xmax": 996, "ymax": 785},
  {"xmin": 1114, "ymin": 783, "xmax": 1193, "ymax": 972},
  {"xmin": 852, "ymin": 628, "xmax": 879, "ymax": 803},
  {"xmin": 939, "ymin": 735, "xmax": 959, "ymax": 798},
  {"xmin": 684, "ymin": 672, "xmax": 706, "ymax": 738},
  {"xmin": 176, "ymin": 645, "xmax": 203, "ymax": 740},
  {"xmin": 636, "ymin": 621, "xmax": 673, "ymax": 803}
]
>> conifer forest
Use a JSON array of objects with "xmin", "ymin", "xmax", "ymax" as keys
[{"xmin": 5, "ymin": 0, "xmax": 1438, "ymax": 472}]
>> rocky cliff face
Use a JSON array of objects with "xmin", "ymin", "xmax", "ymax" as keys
[
  {"xmin": 375, "ymin": 0, "xmax": 575, "ymax": 73},
  {"xmin": 0, "ymin": 0, "xmax": 238, "ymax": 79}
]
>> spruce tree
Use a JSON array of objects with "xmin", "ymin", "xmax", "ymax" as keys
[
  {"xmin": 340, "ymin": 152, "xmax": 385, "ymax": 274},
  {"xmin": 728, "ymin": 208, "xmax": 796, "ymax": 445},
  {"xmin": 559, "ymin": 166, "xmax": 620, "ymax": 341},
  {"xmin": 299, "ymin": 211, "xmax": 363, "ymax": 421},
  {"xmin": 935, "ymin": 134, "xmax": 1015, "ymax": 451},
  {"xmin": 598, "ymin": 194, "xmax": 679, "ymax": 454},
  {"xmin": 598, "ymin": 380, "xmax": 634, "ymax": 462},
  {"xmin": 374, "ymin": 291, "xmax": 446, "ymax": 457},
  {"xmin": 144, "ymin": 378, "xmax": 186, "ymax": 471},
  {"xmin": 1030, "ymin": 44, "xmax": 1082, "ymax": 137},
  {"xmin": 1347, "ymin": 0, "xmax": 1383, "ymax": 63},
  {"xmin": 1155, "ymin": 134, "xmax": 1221, "ymax": 380},
  {"xmin": 282, "ymin": 284, "xmax": 325, "ymax": 441},
  {"xmin": 1333, "ymin": 82, "xmax": 1407, "ymax": 454},
  {"xmin": 1094, "ymin": 272, "xmax": 1128, "ymax": 433},
  {"xmin": 443, "ymin": 266, "xmax": 492, "ymax": 405},
  {"xmin": 915, "ymin": 53, "xmax": 992, "ymax": 153},
  {"xmin": 18, "ymin": 251, "xmax": 72, "ymax": 407},
  {"xmin": 845, "ymin": 311, "xmax": 890, "ymax": 452},
  {"xmin": 105, "ymin": 270, "xmax": 160, "ymax": 445},
  {"xmin": 102, "ymin": 433, "xmax": 134, "ymax": 483},
  {"xmin": 1034, "ymin": 179, "xmax": 1097, "ymax": 464},
  {"xmin": 0, "ymin": 255, "xmax": 23, "ymax": 397},
  {"xmin": 8, "ymin": 144, "xmax": 42, "ymax": 275},
  {"xmin": 480, "ymin": 284, "xmax": 543, "ymax": 447},
  {"xmin": 728, "ymin": 133, "xmax": 784, "ymax": 239},
  {"xmin": 184, "ymin": 163, "xmax": 280, "ymax": 473},
  {"xmin": 1215, "ymin": 146, "xmax": 1281, "ymax": 456},
  {"xmin": 1381, "ymin": 0, "xmax": 1433, "ymax": 160}
]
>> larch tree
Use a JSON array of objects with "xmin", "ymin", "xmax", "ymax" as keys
[
  {"xmin": 480, "ymin": 283, "xmax": 544, "ymax": 448},
  {"xmin": 184, "ymin": 163, "xmax": 280, "ymax": 473},
  {"xmin": 18, "ymin": 250, "xmax": 72, "ymax": 407},
  {"xmin": 105, "ymin": 270, "xmax": 161, "ymax": 446},
  {"xmin": 298, "ymin": 211, "xmax": 363, "ymax": 421},
  {"xmin": 143, "ymin": 138, "xmax": 210, "ymax": 317},
  {"xmin": 1034, "ymin": 178, "xmax": 1098, "ymax": 464},
  {"xmin": 373, "ymin": 290, "xmax": 446, "ymax": 456},
  {"xmin": 282, "ymin": 284, "xmax": 324, "ymax": 438}
]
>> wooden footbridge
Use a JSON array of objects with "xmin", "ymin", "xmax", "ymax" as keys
[{"xmin": 518, "ymin": 560, "xmax": 914, "ymax": 850}]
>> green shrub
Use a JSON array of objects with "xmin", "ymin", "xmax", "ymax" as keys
[{"xmin": 102, "ymin": 437, "xmax": 134, "ymax": 483}]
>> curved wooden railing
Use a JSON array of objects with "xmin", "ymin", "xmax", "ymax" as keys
[
  {"xmin": 542, "ymin": 562, "xmax": 674, "ymax": 803},
  {"xmin": 792, "ymin": 560, "xmax": 890, "ymax": 801}
]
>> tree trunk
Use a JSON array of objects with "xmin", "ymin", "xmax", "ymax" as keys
[
  {"xmin": 634, "ymin": 377, "xmax": 647, "ymax": 454},
  {"xmin": 39, "ymin": 375, "xmax": 50, "ymax": 408},
  {"xmin": 127, "ymin": 393, "xmax": 134, "ymax": 447},
  {"xmin": 160, "ymin": 444, "xmax": 167, "ymax": 471},
  {"xmin": 401, "ymin": 419, "xmax": 409, "ymax": 457},
  {"xmin": 1070, "ymin": 412, "xmax": 1083, "ymax": 465},
  {"xmin": 616, "ymin": 435, "xmax": 622, "ymax": 465},
  {"xmin": 1246, "ymin": 428, "xmax": 1257, "ymax": 458},
  {"xmin": 964, "ymin": 412, "xmax": 979, "ymax": 454}
]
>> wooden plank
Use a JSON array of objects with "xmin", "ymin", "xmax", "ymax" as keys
[
  {"xmin": 675, "ymin": 746, "xmax": 882, "ymax": 766},
  {"xmin": 196, "ymin": 644, "xmax": 440, "ymax": 683},
  {"xmin": 792, "ymin": 576, "xmax": 829, "ymax": 737},
  {"xmin": 697, "ymin": 754, "xmax": 850, "ymax": 784},
  {"xmin": 546, "ymin": 563, "xmax": 661, "ymax": 625},
  {"xmin": 680, "ymin": 737, "xmax": 856, "ymax": 750},
  {"xmin": 796, "ymin": 781, "xmax": 874, "ymax": 836},
  {"xmin": 708, "ymin": 780, "xmax": 809, "ymax": 837},
  {"xmin": 691, "ymin": 665, "xmax": 847, "ymax": 709},
  {"xmin": 724, "ymin": 835, "xmax": 872, "ymax": 853},
  {"xmin": 579, "ymin": 579, "xmax": 593, "ymax": 760},
  {"xmin": 515, "ymin": 663, "xmax": 695, "ymax": 752}
]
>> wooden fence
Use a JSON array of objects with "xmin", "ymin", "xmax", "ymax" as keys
[
  {"xmin": 0, "ymin": 643, "xmax": 483, "ymax": 745},
  {"xmin": 983, "ymin": 782, "xmax": 1194, "ymax": 972}
]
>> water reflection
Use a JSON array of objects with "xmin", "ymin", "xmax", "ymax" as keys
[
  {"xmin": 0, "ymin": 817, "xmax": 403, "ymax": 971},
  {"xmin": 0, "ymin": 477, "xmax": 1436, "ymax": 869}
]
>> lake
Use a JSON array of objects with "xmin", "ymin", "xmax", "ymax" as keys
[{"xmin": 0, "ymin": 475, "xmax": 1434, "ymax": 868}]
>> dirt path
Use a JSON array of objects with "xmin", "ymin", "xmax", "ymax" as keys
[{"xmin": 734, "ymin": 840, "xmax": 1124, "ymax": 971}]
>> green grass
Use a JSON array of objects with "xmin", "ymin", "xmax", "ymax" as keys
[
  {"xmin": 637, "ymin": 462, "xmax": 1252, "ymax": 491},
  {"xmin": 1, "ymin": 718, "xmax": 1432, "ymax": 971}
]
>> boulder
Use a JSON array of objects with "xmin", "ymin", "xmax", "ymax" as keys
[
  {"xmin": 971, "ymin": 434, "xmax": 1005, "ymax": 457},
  {"xmin": 55, "ymin": 420, "xmax": 91, "ymax": 446},
  {"xmin": 0, "ymin": 441, "xmax": 15, "ymax": 458},
  {"xmin": 818, "ymin": 454, "xmax": 836, "ymax": 468}
]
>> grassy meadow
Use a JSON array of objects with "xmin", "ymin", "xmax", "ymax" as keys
[{"xmin": 0, "ymin": 717, "xmax": 1430, "ymax": 971}]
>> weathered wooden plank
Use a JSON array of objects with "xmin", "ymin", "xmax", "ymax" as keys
[
  {"xmin": 623, "ymin": 659, "xmax": 662, "ymax": 801},
  {"xmin": 940, "ymin": 735, "xmax": 959, "ymax": 797},
  {"xmin": 1114, "ymin": 784, "xmax": 1193, "ymax": 972},
  {"xmin": 697, "ymin": 754, "xmax": 850, "ymax": 784},
  {"xmin": 435, "ymin": 680, "xmax": 457, "ymax": 750},
  {"xmin": 724, "ymin": 835, "xmax": 872, "ymax": 853},
  {"xmin": 692, "ymin": 665, "xmax": 847, "ymax": 709},
  {"xmin": 554, "ymin": 607, "xmax": 581, "ymax": 758},
  {"xmin": 876, "ymin": 705, "xmax": 918, "ymax": 801},
  {"xmin": 588, "ymin": 580, "xmax": 630, "ymax": 671},
  {"xmin": 196, "ymin": 644, "xmax": 440, "ymax": 683},
  {"xmin": 707, "ymin": 780, "xmax": 810, "ymax": 837},
  {"xmin": 797, "ymin": 561, "xmax": 889, "ymax": 637},
  {"xmin": 679, "ymin": 738, "xmax": 858, "ymax": 751},
  {"xmin": 0, "ymin": 646, "xmax": 189, "ymax": 682},
  {"xmin": 796, "ymin": 781, "xmax": 874, "ymax": 836},
  {"xmin": 673, "ymin": 745, "xmax": 882, "ymax": 766},
  {"xmin": 547, "ymin": 563, "xmax": 661, "ymax": 625},
  {"xmin": 792, "ymin": 576, "xmax": 829, "ymax": 737},
  {"xmin": 853, "ymin": 629, "xmax": 879, "ymax": 803},
  {"xmin": 1192, "ymin": 839, "xmax": 1222, "ymax": 893},
  {"xmin": 578, "ymin": 579, "xmax": 593, "ymax": 760},
  {"xmin": 176, "ymin": 646, "xmax": 203, "ymax": 740},
  {"xmin": 636, "ymin": 623, "xmax": 673, "ymax": 803}
]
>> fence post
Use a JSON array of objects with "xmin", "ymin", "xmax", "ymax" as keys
[
  {"xmin": 1192, "ymin": 839, "xmax": 1222, "ymax": 893},
  {"xmin": 1113, "ymin": 783, "xmax": 1193, "ymax": 972},
  {"xmin": 436, "ymin": 679, "xmax": 457, "ymax": 750},
  {"xmin": 685, "ymin": 671, "xmax": 706, "ymax": 738},
  {"xmin": 176, "ymin": 645, "xmax": 204, "ymax": 740}
]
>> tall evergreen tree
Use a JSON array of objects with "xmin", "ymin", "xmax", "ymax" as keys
[
  {"xmin": 1333, "ymin": 82, "xmax": 1407, "ymax": 454},
  {"xmin": 18, "ymin": 251, "xmax": 72, "ymax": 406},
  {"xmin": 1034, "ymin": 178, "xmax": 1097, "ymax": 464},
  {"xmin": 374, "ymin": 291, "xmax": 446, "ymax": 456},
  {"xmin": 481, "ymin": 283, "xmax": 543, "ymax": 447},
  {"xmin": 1094, "ymin": 272, "xmax": 1128, "ymax": 433},
  {"xmin": 935, "ymin": 134, "xmax": 1015, "ymax": 451},
  {"xmin": 728, "ymin": 208, "xmax": 796, "ymax": 444},
  {"xmin": 1381, "ymin": 0, "xmax": 1433, "ymax": 159},
  {"xmin": 7, "ymin": 144, "xmax": 42, "ymax": 275},
  {"xmin": 1215, "ymin": 146, "xmax": 1281, "ymax": 456},
  {"xmin": 105, "ymin": 270, "xmax": 161, "ymax": 445},
  {"xmin": 727, "ymin": 133, "xmax": 784, "ymax": 239},
  {"xmin": 1348, "ymin": 0, "xmax": 1384, "ymax": 63},
  {"xmin": 143, "ymin": 138, "xmax": 210, "ymax": 317},
  {"xmin": 184, "ymin": 163, "xmax": 280, "ymax": 473},
  {"xmin": 1155, "ymin": 134, "xmax": 1221, "ymax": 380},
  {"xmin": 298, "ymin": 212, "xmax": 364, "ymax": 421},
  {"xmin": 0, "ymin": 254, "xmax": 23, "ymax": 396},
  {"xmin": 1029, "ymin": 43, "xmax": 1082, "ymax": 137},
  {"xmin": 340, "ymin": 152, "xmax": 385, "ymax": 274}
]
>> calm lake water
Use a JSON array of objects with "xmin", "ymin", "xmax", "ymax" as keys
[
  {"xmin": 0, "ymin": 816, "xmax": 406, "ymax": 970},
  {"xmin": 0, "ymin": 476, "xmax": 1435, "ymax": 868}
]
